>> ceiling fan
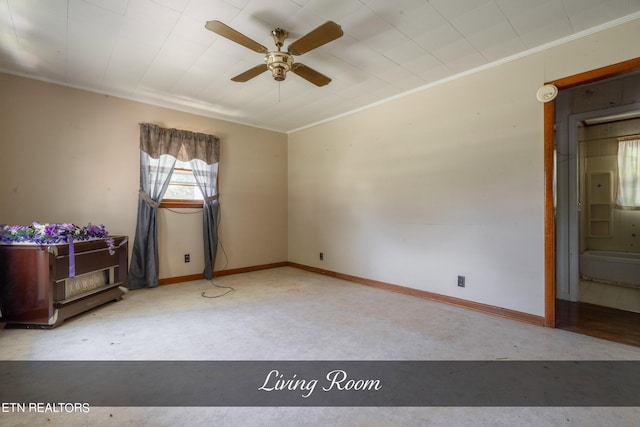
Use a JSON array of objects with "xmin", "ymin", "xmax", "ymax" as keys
[{"xmin": 204, "ymin": 20, "xmax": 343, "ymax": 87}]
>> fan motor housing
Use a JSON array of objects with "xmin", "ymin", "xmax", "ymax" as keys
[{"xmin": 266, "ymin": 51, "xmax": 293, "ymax": 81}]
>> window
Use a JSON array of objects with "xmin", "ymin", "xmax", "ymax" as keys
[
  {"xmin": 160, "ymin": 159, "xmax": 203, "ymax": 208},
  {"xmin": 616, "ymin": 138, "xmax": 640, "ymax": 209}
]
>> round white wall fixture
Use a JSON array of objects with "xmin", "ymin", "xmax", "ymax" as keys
[{"xmin": 536, "ymin": 84, "xmax": 558, "ymax": 102}]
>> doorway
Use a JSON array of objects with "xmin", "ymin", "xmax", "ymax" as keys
[
  {"xmin": 549, "ymin": 62, "xmax": 640, "ymax": 346},
  {"xmin": 555, "ymin": 109, "xmax": 640, "ymax": 346}
]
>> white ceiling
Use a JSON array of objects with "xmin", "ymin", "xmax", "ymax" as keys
[{"xmin": 1, "ymin": 0, "xmax": 639, "ymax": 133}]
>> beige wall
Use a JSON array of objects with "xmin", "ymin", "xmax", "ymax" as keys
[
  {"xmin": 0, "ymin": 73, "xmax": 288, "ymax": 278},
  {"xmin": 288, "ymin": 19, "xmax": 640, "ymax": 317},
  {"xmin": 1, "ymin": 18, "xmax": 638, "ymax": 316}
]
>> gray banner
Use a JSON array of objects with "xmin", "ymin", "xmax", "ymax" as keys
[{"xmin": 1, "ymin": 361, "xmax": 639, "ymax": 407}]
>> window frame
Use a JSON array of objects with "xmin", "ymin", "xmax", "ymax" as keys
[
  {"xmin": 159, "ymin": 198, "xmax": 203, "ymax": 209},
  {"xmin": 159, "ymin": 162, "xmax": 204, "ymax": 209}
]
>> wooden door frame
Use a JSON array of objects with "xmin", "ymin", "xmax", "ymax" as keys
[{"xmin": 544, "ymin": 57, "xmax": 640, "ymax": 327}]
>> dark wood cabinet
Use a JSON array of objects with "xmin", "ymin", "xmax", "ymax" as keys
[{"xmin": 0, "ymin": 236, "xmax": 128, "ymax": 328}]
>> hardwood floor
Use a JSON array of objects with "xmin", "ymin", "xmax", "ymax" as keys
[{"xmin": 555, "ymin": 299, "xmax": 640, "ymax": 347}]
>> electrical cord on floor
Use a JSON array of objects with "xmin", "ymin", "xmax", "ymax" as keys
[
  {"xmin": 201, "ymin": 205, "xmax": 234, "ymax": 299},
  {"xmin": 157, "ymin": 195, "xmax": 233, "ymax": 298},
  {"xmin": 201, "ymin": 259, "xmax": 234, "ymax": 298},
  {"xmin": 201, "ymin": 281, "xmax": 234, "ymax": 298}
]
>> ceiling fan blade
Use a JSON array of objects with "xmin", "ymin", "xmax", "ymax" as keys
[
  {"xmin": 231, "ymin": 64, "xmax": 269, "ymax": 82},
  {"xmin": 291, "ymin": 63, "xmax": 331, "ymax": 87},
  {"xmin": 287, "ymin": 21, "xmax": 343, "ymax": 56},
  {"xmin": 205, "ymin": 20, "xmax": 269, "ymax": 54}
]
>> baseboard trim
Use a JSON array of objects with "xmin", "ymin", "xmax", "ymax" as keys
[
  {"xmin": 213, "ymin": 262, "xmax": 289, "ymax": 277},
  {"xmin": 158, "ymin": 262, "xmax": 289, "ymax": 285},
  {"xmin": 288, "ymin": 262, "xmax": 545, "ymax": 327},
  {"xmin": 158, "ymin": 262, "xmax": 545, "ymax": 326},
  {"xmin": 158, "ymin": 273, "xmax": 204, "ymax": 286}
]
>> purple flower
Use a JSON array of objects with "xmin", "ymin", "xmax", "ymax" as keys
[
  {"xmin": 105, "ymin": 237, "xmax": 116, "ymax": 255},
  {"xmin": 44, "ymin": 224, "xmax": 59, "ymax": 237},
  {"xmin": 1, "ymin": 222, "xmax": 115, "ymax": 255}
]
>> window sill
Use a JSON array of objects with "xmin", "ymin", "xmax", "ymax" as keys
[{"xmin": 160, "ymin": 199, "xmax": 204, "ymax": 209}]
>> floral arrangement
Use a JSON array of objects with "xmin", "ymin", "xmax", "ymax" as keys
[{"xmin": 0, "ymin": 222, "xmax": 115, "ymax": 254}]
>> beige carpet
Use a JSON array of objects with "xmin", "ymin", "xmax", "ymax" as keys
[{"xmin": 1, "ymin": 266, "xmax": 639, "ymax": 426}]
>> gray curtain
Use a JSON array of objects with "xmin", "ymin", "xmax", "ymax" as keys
[
  {"xmin": 129, "ymin": 123, "xmax": 220, "ymax": 289},
  {"xmin": 190, "ymin": 159, "xmax": 219, "ymax": 280}
]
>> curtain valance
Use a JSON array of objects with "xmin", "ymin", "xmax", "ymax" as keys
[{"xmin": 139, "ymin": 123, "xmax": 220, "ymax": 164}]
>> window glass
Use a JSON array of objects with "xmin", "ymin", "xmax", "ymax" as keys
[{"xmin": 163, "ymin": 159, "xmax": 203, "ymax": 201}]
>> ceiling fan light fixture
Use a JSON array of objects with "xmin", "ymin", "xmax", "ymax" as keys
[
  {"xmin": 266, "ymin": 51, "xmax": 293, "ymax": 81},
  {"xmin": 271, "ymin": 28, "xmax": 288, "ymax": 48},
  {"xmin": 271, "ymin": 66, "xmax": 287, "ymax": 81},
  {"xmin": 206, "ymin": 20, "xmax": 343, "ymax": 86}
]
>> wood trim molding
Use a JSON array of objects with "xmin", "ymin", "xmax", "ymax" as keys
[
  {"xmin": 158, "ymin": 262, "xmax": 289, "ymax": 285},
  {"xmin": 213, "ymin": 262, "xmax": 289, "ymax": 277},
  {"xmin": 159, "ymin": 261, "xmax": 544, "ymax": 325},
  {"xmin": 547, "ymin": 57, "xmax": 640, "ymax": 89},
  {"xmin": 543, "ymin": 56, "xmax": 640, "ymax": 328},
  {"xmin": 159, "ymin": 200, "xmax": 204, "ymax": 209},
  {"xmin": 544, "ymin": 100, "xmax": 556, "ymax": 327},
  {"xmin": 289, "ymin": 262, "xmax": 545, "ymax": 326},
  {"xmin": 158, "ymin": 273, "xmax": 204, "ymax": 286}
]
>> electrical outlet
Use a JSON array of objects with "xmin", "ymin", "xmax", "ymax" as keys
[
  {"xmin": 319, "ymin": 252, "xmax": 324, "ymax": 261},
  {"xmin": 457, "ymin": 275, "xmax": 465, "ymax": 288},
  {"xmin": 184, "ymin": 254, "xmax": 190, "ymax": 263}
]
